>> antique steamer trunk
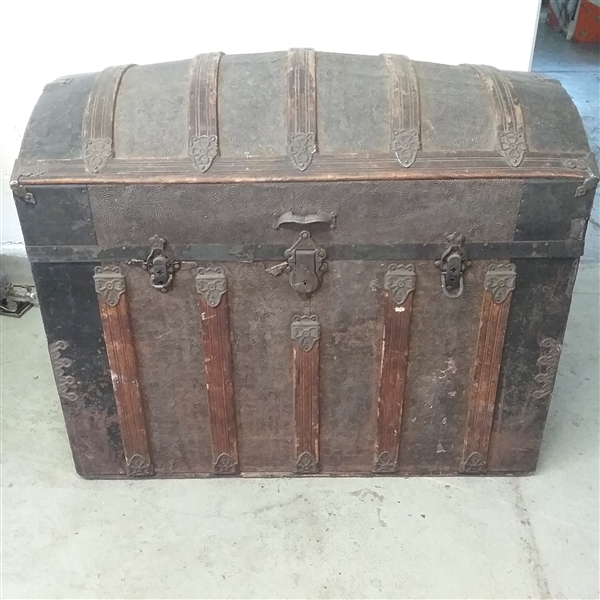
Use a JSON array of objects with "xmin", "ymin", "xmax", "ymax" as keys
[{"xmin": 12, "ymin": 50, "xmax": 597, "ymax": 478}]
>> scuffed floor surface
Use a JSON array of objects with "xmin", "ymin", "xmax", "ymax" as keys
[{"xmin": 1, "ymin": 263, "xmax": 598, "ymax": 599}]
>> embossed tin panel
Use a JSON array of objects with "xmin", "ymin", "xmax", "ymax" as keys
[
  {"xmin": 88, "ymin": 180, "xmax": 522, "ymax": 247},
  {"xmin": 123, "ymin": 264, "xmax": 213, "ymax": 475}
]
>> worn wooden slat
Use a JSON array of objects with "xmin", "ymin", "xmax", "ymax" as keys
[
  {"xmin": 286, "ymin": 48, "xmax": 317, "ymax": 171},
  {"xmin": 188, "ymin": 52, "xmax": 223, "ymax": 173},
  {"xmin": 382, "ymin": 54, "xmax": 421, "ymax": 167},
  {"xmin": 374, "ymin": 265, "xmax": 416, "ymax": 473},
  {"xmin": 93, "ymin": 265, "xmax": 153, "ymax": 477},
  {"xmin": 291, "ymin": 315, "xmax": 321, "ymax": 473},
  {"xmin": 460, "ymin": 263, "xmax": 517, "ymax": 473},
  {"xmin": 82, "ymin": 65, "xmax": 134, "ymax": 173},
  {"xmin": 471, "ymin": 65, "xmax": 528, "ymax": 167},
  {"xmin": 196, "ymin": 267, "xmax": 239, "ymax": 474}
]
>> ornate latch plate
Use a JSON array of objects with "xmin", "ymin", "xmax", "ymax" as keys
[
  {"xmin": 267, "ymin": 230, "xmax": 327, "ymax": 295},
  {"xmin": 435, "ymin": 233, "xmax": 472, "ymax": 298},
  {"xmin": 143, "ymin": 235, "xmax": 181, "ymax": 292}
]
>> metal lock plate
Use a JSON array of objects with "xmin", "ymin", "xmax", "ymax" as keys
[
  {"xmin": 143, "ymin": 235, "xmax": 181, "ymax": 292},
  {"xmin": 435, "ymin": 233, "xmax": 471, "ymax": 298},
  {"xmin": 267, "ymin": 230, "xmax": 327, "ymax": 295},
  {"xmin": 284, "ymin": 231, "xmax": 327, "ymax": 294}
]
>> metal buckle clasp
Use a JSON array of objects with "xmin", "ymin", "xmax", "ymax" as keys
[{"xmin": 435, "ymin": 233, "xmax": 471, "ymax": 298}]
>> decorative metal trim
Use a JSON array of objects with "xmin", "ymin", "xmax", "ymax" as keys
[
  {"xmin": 48, "ymin": 340, "xmax": 77, "ymax": 403},
  {"xmin": 287, "ymin": 48, "xmax": 317, "ymax": 171},
  {"xmin": 142, "ymin": 235, "xmax": 181, "ymax": 292},
  {"xmin": 384, "ymin": 264, "xmax": 416, "ymax": 305},
  {"xmin": 563, "ymin": 153, "xmax": 600, "ymax": 197},
  {"xmin": 295, "ymin": 451, "xmax": 318, "ymax": 474},
  {"xmin": 383, "ymin": 54, "xmax": 421, "ymax": 168},
  {"xmin": 214, "ymin": 453, "xmax": 237, "ymax": 475},
  {"xmin": 484, "ymin": 263, "xmax": 517, "ymax": 304},
  {"xmin": 196, "ymin": 267, "xmax": 227, "ymax": 308},
  {"xmin": 188, "ymin": 52, "xmax": 223, "ymax": 173},
  {"xmin": 9, "ymin": 180, "xmax": 35, "ymax": 205},
  {"xmin": 435, "ymin": 233, "xmax": 472, "ymax": 299},
  {"xmin": 461, "ymin": 451, "xmax": 486, "ymax": 474},
  {"xmin": 532, "ymin": 338, "xmax": 562, "ymax": 400},
  {"xmin": 471, "ymin": 65, "xmax": 528, "ymax": 167},
  {"xmin": 82, "ymin": 64, "xmax": 134, "ymax": 173},
  {"xmin": 291, "ymin": 315, "xmax": 321, "ymax": 352},
  {"xmin": 93, "ymin": 265, "xmax": 125, "ymax": 307},
  {"xmin": 373, "ymin": 451, "xmax": 396, "ymax": 474},
  {"xmin": 126, "ymin": 453, "xmax": 153, "ymax": 478},
  {"xmin": 283, "ymin": 230, "xmax": 328, "ymax": 295}
]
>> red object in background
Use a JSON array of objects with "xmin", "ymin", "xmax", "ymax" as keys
[
  {"xmin": 572, "ymin": 0, "xmax": 600, "ymax": 42},
  {"xmin": 546, "ymin": 2, "xmax": 562, "ymax": 29}
]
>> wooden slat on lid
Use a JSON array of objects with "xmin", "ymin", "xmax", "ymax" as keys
[
  {"xmin": 83, "ymin": 65, "xmax": 134, "ymax": 173},
  {"xmin": 188, "ymin": 53, "xmax": 224, "ymax": 173},
  {"xmin": 287, "ymin": 48, "xmax": 317, "ymax": 171}
]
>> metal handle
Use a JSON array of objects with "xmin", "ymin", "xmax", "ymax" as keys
[{"xmin": 275, "ymin": 211, "xmax": 336, "ymax": 230}]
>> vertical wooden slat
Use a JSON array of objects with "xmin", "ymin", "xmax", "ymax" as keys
[
  {"xmin": 188, "ymin": 52, "xmax": 223, "ymax": 173},
  {"xmin": 460, "ymin": 263, "xmax": 517, "ymax": 473},
  {"xmin": 286, "ymin": 48, "xmax": 317, "ymax": 171},
  {"xmin": 94, "ymin": 265, "xmax": 153, "ymax": 477},
  {"xmin": 374, "ymin": 264, "xmax": 416, "ymax": 473},
  {"xmin": 291, "ymin": 315, "xmax": 321, "ymax": 473},
  {"xmin": 382, "ymin": 54, "xmax": 421, "ymax": 167},
  {"xmin": 470, "ymin": 65, "xmax": 528, "ymax": 167},
  {"xmin": 196, "ymin": 267, "xmax": 239, "ymax": 474},
  {"xmin": 83, "ymin": 64, "xmax": 134, "ymax": 173}
]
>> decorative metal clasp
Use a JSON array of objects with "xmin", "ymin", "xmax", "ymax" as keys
[
  {"xmin": 435, "ymin": 233, "xmax": 471, "ymax": 299},
  {"xmin": 285, "ymin": 231, "xmax": 327, "ymax": 294},
  {"xmin": 267, "ymin": 231, "xmax": 327, "ymax": 295},
  {"xmin": 143, "ymin": 235, "xmax": 180, "ymax": 292},
  {"xmin": 10, "ymin": 180, "xmax": 35, "ymax": 205}
]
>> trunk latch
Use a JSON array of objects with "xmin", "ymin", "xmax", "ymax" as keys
[
  {"xmin": 266, "ymin": 230, "xmax": 327, "ymax": 295},
  {"xmin": 435, "ymin": 233, "xmax": 471, "ymax": 298},
  {"xmin": 143, "ymin": 235, "xmax": 181, "ymax": 292}
]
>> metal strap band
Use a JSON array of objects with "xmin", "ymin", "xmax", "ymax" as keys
[
  {"xmin": 188, "ymin": 53, "xmax": 224, "ymax": 173},
  {"xmin": 25, "ymin": 239, "xmax": 585, "ymax": 264},
  {"xmin": 383, "ymin": 54, "xmax": 421, "ymax": 168},
  {"xmin": 82, "ymin": 65, "xmax": 134, "ymax": 173},
  {"xmin": 287, "ymin": 48, "xmax": 317, "ymax": 171},
  {"xmin": 471, "ymin": 65, "xmax": 528, "ymax": 168}
]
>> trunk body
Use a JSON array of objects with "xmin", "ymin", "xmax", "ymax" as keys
[{"xmin": 13, "ymin": 50, "xmax": 597, "ymax": 478}]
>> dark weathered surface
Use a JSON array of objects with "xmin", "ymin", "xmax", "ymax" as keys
[
  {"xmin": 123, "ymin": 264, "xmax": 213, "ymax": 476},
  {"xmin": 87, "ymin": 180, "xmax": 521, "ymax": 247},
  {"xmin": 488, "ymin": 259, "xmax": 577, "ymax": 473},
  {"xmin": 397, "ymin": 261, "xmax": 486, "ymax": 473},
  {"xmin": 33, "ymin": 262, "xmax": 125, "ymax": 476},
  {"xmin": 15, "ymin": 185, "xmax": 95, "ymax": 247}
]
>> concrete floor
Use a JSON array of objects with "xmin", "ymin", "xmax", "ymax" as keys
[{"xmin": 2, "ymin": 11, "xmax": 600, "ymax": 600}]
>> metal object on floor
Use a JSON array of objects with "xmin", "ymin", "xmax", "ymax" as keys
[{"xmin": 0, "ymin": 271, "xmax": 35, "ymax": 318}]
